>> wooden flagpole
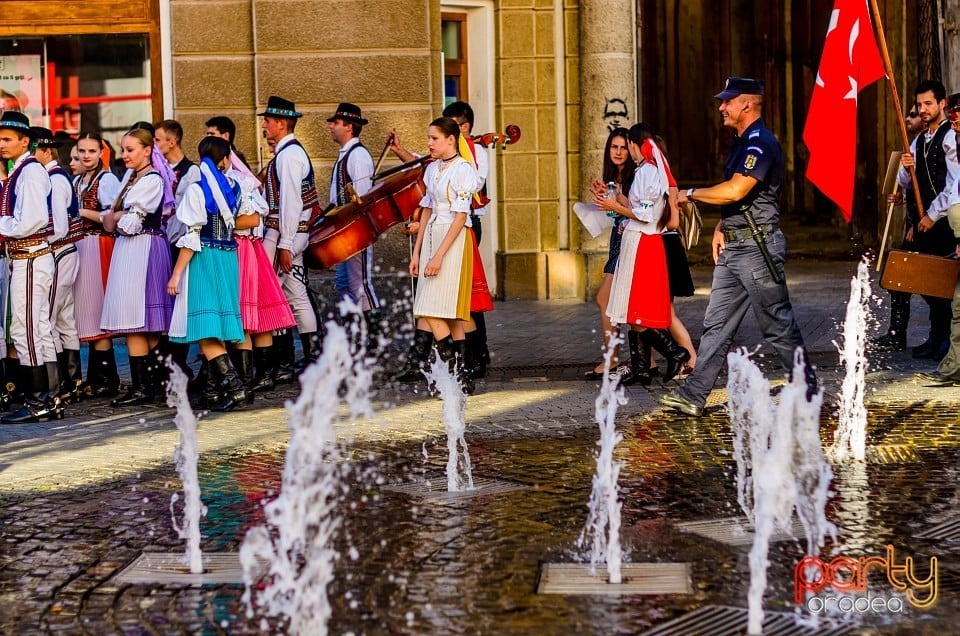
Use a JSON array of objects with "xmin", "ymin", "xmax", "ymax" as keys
[{"xmin": 869, "ymin": 0, "xmax": 925, "ymax": 217}]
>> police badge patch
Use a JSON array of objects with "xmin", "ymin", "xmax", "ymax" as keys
[{"xmin": 744, "ymin": 154, "xmax": 757, "ymax": 170}]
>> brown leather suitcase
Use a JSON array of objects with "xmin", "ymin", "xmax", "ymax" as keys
[{"xmin": 880, "ymin": 249, "xmax": 960, "ymax": 299}]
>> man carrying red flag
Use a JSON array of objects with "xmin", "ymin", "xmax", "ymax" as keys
[
  {"xmin": 874, "ymin": 80, "xmax": 958, "ymax": 360},
  {"xmin": 803, "ymin": 0, "xmax": 886, "ymax": 220}
]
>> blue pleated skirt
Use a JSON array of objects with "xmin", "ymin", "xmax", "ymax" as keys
[{"xmin": 169, "ymin": 246, "xmax": 244, "ymax": 344}]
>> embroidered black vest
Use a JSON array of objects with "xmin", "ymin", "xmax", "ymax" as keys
[
  {"xmin": 199, "ymin": 181, "xmax": 240, "ymax": 249},
  {"xmin": 910, "ymin": 121, "xmax": 951, "ymax": 221},
  {"xmin": 332, "ymin": 142, "xmax": 367, "ymax": 207},
  {"xmin": 48, "ymin": 166, "xmax": 80, "ymax": 219},
  {"xmin": 74, "ymin": 170, "xmax": 110, "ymax": 212},
  {"xmin": 264, "ymin": 139, "xmax": 322, "ymax": 225},
  {"xmin": 0, "ymin": 156, "xmax": 55, "ymax": 237}
]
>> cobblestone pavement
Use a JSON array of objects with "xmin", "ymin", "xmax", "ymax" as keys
[{"xmin": 1, "ymin": 261, "xmax": 959, "ymax": 635}]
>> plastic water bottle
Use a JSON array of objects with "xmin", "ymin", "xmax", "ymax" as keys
[{"xmin": 605, "ymin": 182, "xmax": 618, "ymax": 217}]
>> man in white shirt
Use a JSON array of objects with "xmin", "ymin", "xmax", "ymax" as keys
[
  {"xmin": 326, "ymin": 103, "xmax": 380, "ymax": 327},
  {"xmin": 32, "ymin": 127, "xmax": 83, "ymax": 404},
  {"xmin": 260, "ymin": 96, "xmax": 324, "ymax": 377},
  {"xmin": 0, "ymin": 113, "xmax": 62, "ymax": 423}
]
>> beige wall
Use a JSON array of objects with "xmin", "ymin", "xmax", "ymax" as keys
[{"xmin": 170, "ymin": 0, "xmax": 592, "ymax": 299}]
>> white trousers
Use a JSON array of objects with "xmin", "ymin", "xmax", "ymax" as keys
[
  {"xmin": 10, "ymin": 252, "xmax": 58, "ymax": 367},
  {"xmin": 50, "ymin": 246, "xmax": 80, "ymax": 351},
  {"xmin": 262, "ymin": 229, "xmax": 318, "ymax": 334}
]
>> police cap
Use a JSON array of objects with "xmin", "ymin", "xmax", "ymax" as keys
[{"xmin": 714, "ymin": 77, "xmax": 765, "ymax": 101}]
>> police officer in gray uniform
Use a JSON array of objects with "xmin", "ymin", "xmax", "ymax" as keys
[{"xmin": 659, "ymin": 77, "xmax": 816, "ymax": 416}]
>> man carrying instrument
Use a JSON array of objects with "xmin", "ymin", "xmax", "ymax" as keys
[
  {"xmin": 875, "ymin": 80, "xmax": 958, "ymax": 361},
  {"xmin": 659, "ymin": 77, "xmax": 815, "ymax": 417},
  {"xmin": 326, "ymin": 103, "xmax": 381, "ymax": 328},
  {"xmin": 259, "ymin": 96, "xmax": 324, "ymax": 377}
]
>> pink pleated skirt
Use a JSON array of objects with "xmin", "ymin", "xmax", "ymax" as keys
[{"xmin": 237, "ymin": 236, "xmax": 296, "ymax": 334}]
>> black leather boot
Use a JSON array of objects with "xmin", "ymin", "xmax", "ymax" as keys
[
  {"xmin": 873, "ymin": 291, "xmax": 909, "ymax": 351},
  {"xmin": 56, "ymin": 349, "xmax": 83, "ymax": 405},
  {"xmin": 393, "ymin": 329, "xmax": 435, "ymax": 382},
  {"xmin": 619, "ymin": 330, "xmax": 652, "ymax": 387},
  {"xmin": 434, "ymin": 336, "xmax": 456, "ymax": 375},
  {"xmin": 86, "ymin": 348, "xmax": 121, "ymax": 399},
  {"xmin": 641, "ymin": 329, "xmax": 691, "ymax": 383},
  {"xmin": 454, "ymin": 339, "xmax": 475, "ymax": 395},
  {"xmin": 5, "ymin": 358, "xmax": 23, "ymax": 404},
  {"xmin": 206, "ymin": 353, "xmax": 248, "ymax": 412},
  {"xmin": 0, "ymin": 359, "xmax": 9, "ymax": 412},
  {"xmin": 297, "ymin": 332, "xmax": 322, "ymax": 373},
  {"xmin": 229, "ymin": 348, "xmax": 256, "ymax": 401},
  {"xmin": 470, "ymin": 312, "xmax": 491, "ymax": 377},
  {"xmin": 45, "ymin": 361, "xmax": 65, "ymax": 419},
  {"xmin": 112, "ymin": 356, "xmax": 151, "ymax": 407},
  {"xmin": 251, "ymin": 346, "xmax": 276, "ymax": 393},
  {"xmin": 148, "ymin": 345, "xmax": 169, "ymax": 402},
  {"xmin": 166, "ymin": 341, "xmax": 194, "ymax": 382},
  {"xmin": 363, "ymin": 308, "xmax": 382, "ymax": 352},
  {"xmin": 1, "ymin": 365, "xmax": 63, "ymax": 423},
  {"xmin": 187, "ymin": 357, "xmax": 208, "ymax": 396},
  {"xmin": 273, "ymin": 331, "xmax": 296, "ymax": 384}
]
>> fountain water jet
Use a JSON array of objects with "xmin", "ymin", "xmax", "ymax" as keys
[
  {"xmin": 577, "ymin": 335, "xmax": 626, "ymax": 583},
  {"xmin": 425, "ymin": 357, "xmax": 473, "ymax": 492},
  {"xmin": 167, "ymin": 364, "xmax": 206, "ymax": 574},
  {"xmin": 240, "ymin": 321, "xmax": 371, "ymax": 635},
  {"xmin": 727, "ymin": 348, "xmax": 835, "ymax": 634},
  {"xmin": 829, "ymin": 258, "xmax": 871, "ymax": 462}
]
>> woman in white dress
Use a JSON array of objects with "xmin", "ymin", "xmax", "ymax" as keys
[
  {"xmin": 409, "ymin": 117, "xmax": 480, "ymax": 393},
  {"xmin": 99, "ymin": 128, "xmax": 175, "ymax": 406}
]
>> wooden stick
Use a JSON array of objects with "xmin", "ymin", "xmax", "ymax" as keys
[
  {"xmin": 876, "ymin": 183, "xmax": 899, "ymax": 273},
  {"xmin": 869, "ymin": 0, "xmax": 925, "ymax": 217}
]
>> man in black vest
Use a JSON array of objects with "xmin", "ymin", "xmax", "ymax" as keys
[
  {"xmin": 155, "ymin": 119, "xmax": 201, "ymax": 381},
  {"xmin": 876, "ymin": 80, "xmax": 958, "ymax": 361},
  {"xmin": 326, "ymin": 103, "xmax": 380, "ymax": 327}
]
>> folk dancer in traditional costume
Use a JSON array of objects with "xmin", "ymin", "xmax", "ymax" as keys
[
  {"xmin": 0, "ymin": 112, "xmax": 63, "ymax": 423},
  {"xmin": 595, "ymin": 124, "xmax": 690, "ymax": 386},
  {"xmin": 408, "ymin": 117, "xmax": 480, "ymax": 393},
  {"xmin": 74, "ymin": 132, "xmax": 122, "ymax": 398},
  {"xmin": 326, "ymin": 103, "xmax": 381, "ymax": 332},
  {"xmin": 442, "ymin": 101, "xmax": 494, "ymax": 379},
  {"xmin": 32, "ymin": 127, "xmax": 85, "ymax": 404},
  {"xmin": 259, "ymin": 96, "xmax": 324, "ymax": 377},
  {"xmin": 167, "ymin": 137, "xmax": 255, "ymax": 411},
  {"xmin": 99, "ymin": 128, "xmax": 174, "ymax": 406}
]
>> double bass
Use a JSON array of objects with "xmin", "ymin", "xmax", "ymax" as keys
[{"xmin": 305, "ymin": 125, "xmax": 521, "ymax": 270}]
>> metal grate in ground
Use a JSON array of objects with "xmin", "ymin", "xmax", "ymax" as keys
[
  {"xmin": 112, "ymin": 552, "xmax": 249, "ymax": 585},
  {"xmin": 381, "ymin": 475, "xmax": 528, "ymax": 501},
  {"xmin": 675, "ymin": 516, "xmax": 803, "ymax": 547},
  {"xmin": 867, "ymin": 443, "xmax": 921, "ymax": 464},
  {"xmin": 915, "ymin": 516, "xmax": 960, "ymax": 540},
  {"xmin": 536, "ymin": 562, "xmax": 691, "ymax": 595},
  {"xmin": 641, "ymin": 604, "xmax": 856, "ymax": 635}
]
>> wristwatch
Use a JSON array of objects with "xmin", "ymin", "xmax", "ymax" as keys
[{"xmin": 686, "ymin": 187, "xmax": 696, "ymax": 200}]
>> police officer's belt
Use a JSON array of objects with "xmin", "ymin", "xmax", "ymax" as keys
[
  {"xmin": 723, "ymin": 223, "xmax": 778, "ymax": 242},
  {"xmin": 265, "ymin": 216, "xmax": 309, "ymax": 233}
]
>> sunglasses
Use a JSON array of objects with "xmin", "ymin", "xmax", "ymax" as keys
[{"xmin": 907, "ymin": 111, "xmax": 919, "ymax": 118}]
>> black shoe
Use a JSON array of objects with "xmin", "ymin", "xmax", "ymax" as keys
[
  {"xmin": 206, "ymin": 354, "xmax": 249, "ymax": 412},
  {"xmin": 657, "ymin": 390, "xmax": 704, "ymax": 416},
  {"xmin": 873, "ymin": 333, "xmax": 907, "ymax": 352},
  {"xmin": 1, "ymin": 365, "xmax": 64, "ymax": 424},
  {"xmin": 229, "ymin": 348, "xmax": 255, "ymax": 401},
  {"xmin": 250, "ymin": 346, "xmax": 276, "ymax": 393}
]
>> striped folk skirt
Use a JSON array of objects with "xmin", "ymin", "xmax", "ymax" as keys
[
  {"xmin": 74, "ymin": 234, "xmax": 115, "ymax": 341},
  {"xmin": 412, "ymin": 220, "xmax": 472, "ymax": 321},
  {"xmin": 100, "ymin": 233, "xmax": 173, "ymax": 334},
  {"xmin": 236, "ymin": 236, "xmax": 295, "ymax": 334},
  {"xmin": 169, "ymin": 245, "xmax": 244, "ymax": 344},
  {"xmin": 606, "ymin": 230, "xmax": 670, "ymax": 328}
]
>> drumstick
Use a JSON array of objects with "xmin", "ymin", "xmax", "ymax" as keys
[
  {"xmin": 374, "ymin": 130, "xmax": 394, "ymax": 179},
  {"xmin": 876, "ymin": 183, "xmax": 899, "ymax": 273}
]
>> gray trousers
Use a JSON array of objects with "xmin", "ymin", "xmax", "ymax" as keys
[
  {"xmin": 936, "ymin": 275, "xmax": 960, "ymax": 378},
  {"xmin": 676, "ymin": 230, "xmax": 807, "ymax": 408}
]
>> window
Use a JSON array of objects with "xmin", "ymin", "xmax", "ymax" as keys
[
  {"xmin": 441, "ymin": 13, "xmax": 468, "ymax": 107},
  {"xmin": 0, "ymin": 35, "xmax": 152, "ymax": 150}
]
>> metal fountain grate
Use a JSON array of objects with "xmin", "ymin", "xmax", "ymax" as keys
[
  {"xmin": 867, "ymin": 443, "xmax": 921, "ymax": 464},
  {"xmin": 915, "ymin": 516, "xmax": 960, "ymax": 540},
  {"xmin": 382, "ymin": 475, "xmax": 528, "ymax": 501},
  {"xmin": 112, "ymin": 552, "xmax": 251, "ymax": 585},
  {"xmin": 675, "ymin": 516, "xmax": 803, "ymax": 547},
  {"xmin": 642, "ymin": 604, "xmax": 857, "ymax": 635},
  {"xmin": 536, "ymin": 562, "xmax": 692, "ymax": 595}
]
